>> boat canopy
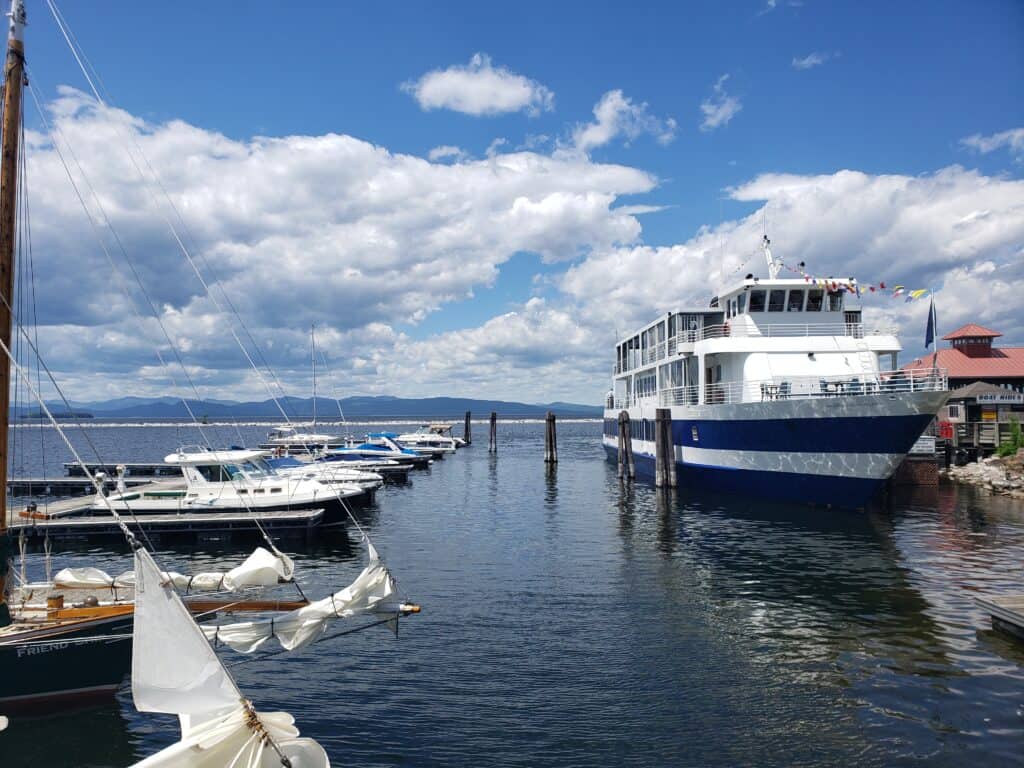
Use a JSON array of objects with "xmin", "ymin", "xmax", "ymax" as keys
[{"xmin": 165, "ymin": 449, "xmax": 268, "ymax": 465}]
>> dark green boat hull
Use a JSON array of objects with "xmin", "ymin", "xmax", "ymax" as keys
[{"xmin": 0, "ymin": 613, "xmax": 132, "ymax": 712}]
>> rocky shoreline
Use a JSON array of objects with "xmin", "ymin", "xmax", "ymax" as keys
[{"xmin": 941, "ymin": 449, "xmax": 1024, "ymax": 499}]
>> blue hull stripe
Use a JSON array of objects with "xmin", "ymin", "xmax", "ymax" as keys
[
  {"xmin": 667, "ymin": 414, "xmax": 932, "ymax": 454},
  {"xmin": 604, "ymin": 447, "xmax": 884, "ymax": 507}
]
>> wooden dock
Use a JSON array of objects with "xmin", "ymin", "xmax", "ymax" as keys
[
  {"xmin": 5, "ymin": 489, "xmax": 324, "ymax": 540},
  {"xmin": 64, "ymin": 461, "xmax": 180, "ymax": 478},
  {"xmin": 976, "ymin": 594, "xmax": 1024, "ymax": 642},
  {"xmin": 8, "ymin": 476, "xmax": 152, "ymax": 497},
  {"xmin": 8, "ymin": 507, "xmax": 324, "ymax": 539}
]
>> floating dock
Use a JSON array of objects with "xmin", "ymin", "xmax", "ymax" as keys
[
  {"xmin": 5, "ymin": 488, "xmax": 325, "ymax": 540},
  {"xmin": 976, "ymin": 594, "xmax": 1024, "ymax": 642},
  {"xmin": 64, "ymin": 461, "xmax": 179, "ymax": 478},
  {"xmin": 8, "ymin": 476, "xmax": 152, "ymax": 497}
]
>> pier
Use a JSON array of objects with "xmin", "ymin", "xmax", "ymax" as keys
[
  {"xmin": 8, "ymin": 476, "xmax": 152, "ymax": 497},
  {"xmin": 5, "ymin": 500, "xmax": 324, "ymax": 540},
  {"xmin": 976, "ymin": 594, "xmax": 1024, "ymax": 643}
]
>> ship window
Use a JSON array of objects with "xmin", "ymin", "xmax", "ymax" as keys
[
  {"xmin": 827, "ymin": 291, "xmax": 844, "ymax": 311},
  {"xmin": 806, "ymin": 290, "xmax": 824, "ymax": 311},
  {"xmin": 787, "ymin": 290, "xmax": 805, "ymax": 311},
  {"xmin": 195, "ymin": 465, "xmax": 232, "ymax": 482},
  {"xmin": 768, "ymin": 290, "xmax": 786, "ymax": 312},
  {"xmin": 737, "ymin": 293, "xmax": 746, "ymax": 314},
  {"xmin": 749, "ymin": 290, "xmax": 766, "ymax": 312}
]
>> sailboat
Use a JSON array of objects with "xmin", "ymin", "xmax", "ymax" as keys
[
  {"xmin": 2, "ymin": 2, "xmax": 419, "ymax": 742},
  {"xmin": 0, "ymin": 0, "xmax": 295, "ymax": 712}
]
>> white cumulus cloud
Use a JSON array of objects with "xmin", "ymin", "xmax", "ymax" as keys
[
  {"xmin": 571, "ymin": 90, "xmax": 677, "ymax": 153},
  {"xmin": 402, "ymin": 53, "xmax": 554, "ymax": 117},
  {"xmin": 960, "ymin": 128, "xmax": 1024, "ymax": 162},
  {"xmin": 699, "ymin": 75, "xmax": 742, "ymax": 132}
]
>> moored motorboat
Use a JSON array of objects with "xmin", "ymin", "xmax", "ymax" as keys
[
  {"xmin": 326, "ymin": 433, "xmax": 433, "ymax": 468},
  {"xmin": 86, "ymin": 448, "xmax": 366, "ymax": 523},
  {"xmin": 396, "ymin": 425, "xmax": 458, "ymax": 454}
]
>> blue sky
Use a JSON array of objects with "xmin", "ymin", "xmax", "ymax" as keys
[{"xmin": 16, "ymin": 0, "xmax": 1024, "ymax": 402}]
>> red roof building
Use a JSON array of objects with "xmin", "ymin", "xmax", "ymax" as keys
[{"xmin": 903, "ymin": 323, "xmax": 1024, "ymax": 391}]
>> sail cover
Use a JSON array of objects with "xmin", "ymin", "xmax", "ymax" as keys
[
  {"xmin": 55, "ymin": 546, "xmax": 294, "ymax": 592},
  {"xmin": 206, "ymin": 542, "xmax": 395, "ymax": 653},
  {"xmin": 130, "ymin": 708, "xmax": 329, "ymax": 768}
]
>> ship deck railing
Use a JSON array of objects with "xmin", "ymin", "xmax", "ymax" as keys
[
  {"xmin": 610, "ymin": 367, "xmax": 947, "ymax": 409},
  {"xmin": 616, "ymin": 322, "xmax": 898, "ymax": 373}
]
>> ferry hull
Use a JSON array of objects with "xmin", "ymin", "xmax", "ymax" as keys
[{"xmin": 603, "ymin": 391, "xmax": 947, "ymax": 508}]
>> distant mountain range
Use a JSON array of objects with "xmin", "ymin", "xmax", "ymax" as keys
[{"xmin": 12, "ymin": 395, "xmax": 602, "ymax": 420}]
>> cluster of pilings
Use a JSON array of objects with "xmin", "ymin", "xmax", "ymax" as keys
[
  {"xmin": 489, "ymin": 411, "xmax": 497, "ymax": 453},
  {"xmin": 616, "ymin": 409, "xmax": 675, "ymax": 487}
]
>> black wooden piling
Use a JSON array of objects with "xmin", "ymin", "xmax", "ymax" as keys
[
  {"xmin": 489, "ymin": 412, "xmax": 497, "ymax": 453},
  {"xmin": 464, "ymin": 411, "xmax": 472, "ymax": 445},
  {"xmin": 616, "ymin": 412, "xmax": 625, "ymax": 479},
  {"xmin": 655, "ymin": 408, "xmax": 676, "ymax": 487},
  {"xmin": 620, "ymin": 410, "xmax": 635, "ymax": 480},
  {"xmin": 544, "ymin": 411, "xmax": 558, "ymax": 464}
]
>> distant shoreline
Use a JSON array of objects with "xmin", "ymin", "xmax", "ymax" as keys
[{"xmin": 10, "ymin": 417, "xmax": 602, "ymax": 428}]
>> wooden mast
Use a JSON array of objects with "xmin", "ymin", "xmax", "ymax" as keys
[{"xmin": 0, "ymin": 0, "xmax": 26, "ymax": 627}]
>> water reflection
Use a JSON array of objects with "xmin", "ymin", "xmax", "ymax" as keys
[{"xmin": 6, "ymin": 421, "xmax": 1024, "ymax": 767}]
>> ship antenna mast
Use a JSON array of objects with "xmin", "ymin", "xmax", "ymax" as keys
[{"xmin": 0, "ymin": 0, "xmax": 26, "ymax": 628}]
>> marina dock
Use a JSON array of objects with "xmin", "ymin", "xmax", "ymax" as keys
[
  {"xmin": 8, "ymin": 476, "xmax": 152, "ymax": 497},
  {"xmin": 976, "ymin": 594, "xmax": 1024, "ymax": 643},
  {"xmin": 5, "ymin": 502, "xmax": 324, "ymax": 539}
]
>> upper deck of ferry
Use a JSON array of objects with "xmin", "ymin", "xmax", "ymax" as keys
[
  {"xmin": 614, "ymin": 275, "xmax": 895, "ymax": 373},
  {"xmin": 608, "ymin": 236, "xmax": 951, "ymax": 410}
]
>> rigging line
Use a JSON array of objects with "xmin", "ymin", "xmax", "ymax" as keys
[
  {"xmin": 0, "ymin": 206, "xmax": 162, "ymax": 552},
  {"xmin": 45, "ymin": 2, "xmax": 302, "ymax": 430},
  {"xmin": 45, "ymin": 0, "xmax": 297, "ymax": 424},
  {"xmin": 315, "ymin": 344, "xmax": 348, "ymax": 423},
  {"xmin": 0, "ymin": 332, "xmax": 139, "ymax": 545},
  {"xmin": 20, "ymin": 106, "xmax": 47, "ymax": 503},
  {"xmin": 42, "ymin": 4, "xmax": 294, "ymax": 426},
  {"xmin": 24, "ymin": 80, "xmax": 217, "ymax": 449},
  {"xmin": 39, "ymin": 6, "xmax": 386, "ymax": 571},
  {"xmin": 225, "ymin": 615, "xmax": 398, "ymax": 668}
]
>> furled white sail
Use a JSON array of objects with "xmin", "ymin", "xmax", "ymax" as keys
[
  {"xmin": 206, "ymin": 542, "xmax": 395, "ymax": 653},
  {"xmin": 53, "ymin": 546, "xmax": 294, "ymax": 592},
  {"xmin": 130, "ymin": 546, "xmax": 329, "ymax": 767},
  {"xmin": 130, "ymin": 708, "xmax": 329, "ymax": 768}
]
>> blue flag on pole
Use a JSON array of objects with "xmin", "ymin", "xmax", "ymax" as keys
[{"xmin": 925, "ymin": 296, "xmax": 936, "ymax": 349}]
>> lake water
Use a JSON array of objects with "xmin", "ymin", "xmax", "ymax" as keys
[{"xmin": 3, "ymin": 420, "xmax": 1024, "ymax": 767}]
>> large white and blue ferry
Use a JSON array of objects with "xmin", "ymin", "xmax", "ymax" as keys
[{"xmin": 602, "ymin": 238, "xmax": 949, "ymax": 507}]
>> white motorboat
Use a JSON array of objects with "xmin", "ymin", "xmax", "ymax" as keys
[
  {"xmin": 266, "ymin": 455, "xmax": 384, "ymax": 491},
  {"xmin": 258, "ymin": 424, "xmax": 347, "ymax": 453},
  {"xmin": 89, "ymin": 448, "xmax": 366, "ymax": 524},
  {"xmin": 396, "ymin": 425, "xmax": 459, "ymax": 454}
]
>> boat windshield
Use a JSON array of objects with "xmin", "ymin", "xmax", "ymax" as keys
[{"xmin": 239, "ymin": 459, "xmax": 275, "ymax": 478}]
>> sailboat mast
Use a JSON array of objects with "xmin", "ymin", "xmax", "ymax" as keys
[
  {"xmin": 0, "ymin": 0, "xmax": 26, "ymax": 626},
  {"xmin": 310, "ymin": 324, "xmax": 316, "ymax": 425}
]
